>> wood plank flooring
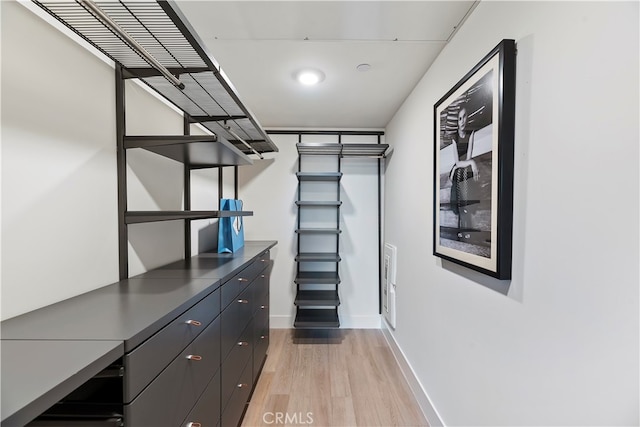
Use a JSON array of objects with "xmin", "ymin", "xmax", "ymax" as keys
[{"xmin": 242, "ymin": 329, "xmax": 429, "ymax": 427}]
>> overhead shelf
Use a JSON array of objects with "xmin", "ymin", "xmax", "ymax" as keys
[
  {"xmin": 296, "ymin": 143, "xmax": 389, "ymax": 157},
  {"xmin": 124, "ymin": 135, "xmax": 252, "ymax": 167},
  {"xmin": 34, "ymin": 0, "xmax": 277, "ymax": 156},
  {"xmin": 125, "ymin": 210, "xmax": 253, "ymax": 224}
]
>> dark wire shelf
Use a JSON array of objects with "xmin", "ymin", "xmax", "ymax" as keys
[
  {"xmin": 296, "ymin": 143, "xmax": 388, "ymax": 157},
  {"xmin": 33, "ymin": 0, "xmax": 278, "ymax": 155}
]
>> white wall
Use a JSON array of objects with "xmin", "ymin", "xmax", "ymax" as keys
[
  {"xmin": 383, "ymin": 1, "xmax": 639, "ymax": 426},
  {"xmin": 0, "ymin": 2, "xmax": 222, "ymax": 319},
  {"xmin": 239, "ymin": 132, "xmax": 383, "ymax": 328},
  {"xmin": 1, "ymin": 1, "xmax": 119, "ymax": 320}
]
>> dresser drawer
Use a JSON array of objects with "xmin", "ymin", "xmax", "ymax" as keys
[
  {"xmin": 221, "ymin": 320, "xmax": 253, "ymax": 412},
  {"xmin": 251, "ymin": 270, "xmax": 269, "ymax": 316},
  {"xmin": 124, "ymin": 316, "xmax": 221, "ymax": 427},
  {"xmin": 221, "ymin": 358, "xmax": 252, "ymax": 427},
  {"xmin": 253, "ymin": 303, "xmax": 269, "ymax": 383},
  {"xmin": 220, "ymin": 286, "xmax": 253, "ymax": 361},
  {"xmin": 124, "ymin": 287, "xmax": 220, "ymax": 402},
  {"xmin": 180, "ymin": 370, "xmax": 221, "ymax": 427},
  {"xmin": 221, "ymin": 252, "xmax": 270, "ymax": 310}
]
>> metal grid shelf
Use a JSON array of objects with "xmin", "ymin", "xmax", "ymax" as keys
[
  {"xmin": 34, "ymin": 0, "xmax": 277, "ymax": 156},
  {"xmin": 296, "ymin": 143, "xmax": 388, "ymax": 158}
]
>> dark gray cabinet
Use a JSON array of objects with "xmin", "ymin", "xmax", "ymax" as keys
[{"xmin": 1, "ymin": 242, "xmax": 275, "ymax": 427}]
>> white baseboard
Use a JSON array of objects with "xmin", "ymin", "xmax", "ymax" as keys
[
  {"xmin": 381, "ymin": 320, "xmax": 445, "ymax": 427},
  {"xmin": 270, "ymin": 314, "xmax": 382, "ymax": 329}
]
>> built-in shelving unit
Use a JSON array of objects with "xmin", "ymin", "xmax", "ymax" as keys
[
  {"xmin": 31, "ymin": 0, "xmax": 278, "ymax": 279},
  {"xmin": 7, "ymin": 2, "xmax": 279, "ymax": 426},
  {"xmin": 292, "ymin": 138, "xmax": 388, "ymax": 329}
]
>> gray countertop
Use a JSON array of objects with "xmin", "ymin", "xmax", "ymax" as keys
[
  {"xmin": 0, "ymin": 240, "xmax": 277, "ymax": 426},
  {"xmin": 1, "ymin": 241, "xmax": 276, "ymax": 350}
]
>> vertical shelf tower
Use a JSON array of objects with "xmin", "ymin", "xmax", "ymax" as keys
[{"xmin": 293, "ymin": 140, "xmax": 388, "ymax": 328}]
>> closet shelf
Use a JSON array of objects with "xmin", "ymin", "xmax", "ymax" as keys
[
  {"xmin": 295, "ymin": 252, "xmax": 341, "ymax": 262},
  {"xmin": 295, "ymin": 228, "xmax": 342, "ymax": 234},
  {"xmin": 294, "ymin": 271, "xmax": 341, "ymax": 285},
  {"xmin": 296, "ymin": 172, "xmax": 343, "ymax": 181},
  {"xmin": 294, "ymin": 308, "xmax": 340, "ymax": 328},
  {"xmin": 295, "ymin": 291, "xmax": 340, "ymax": 307},
  {"xmin": 34, "ymin": 0, "xmax": 277, "ymax": 155},
  {"xmin": 295, "ymin": 201, "xmax": 342, "ymax": 207},
  {"xmin": 124, "ymin": 135, "xmax": 252, "ymax": 167},
  {"xmin": 296, "ymin": 143, "xmax": 389, "ymax": 158},
  {"xmin": 125, "ymin": 210, "xmax": 253, "ymax": 224}
]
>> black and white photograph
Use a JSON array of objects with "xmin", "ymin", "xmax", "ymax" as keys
[{"xmin": 433, "ymin": 39, "xmax": 516, "ymax": 279}]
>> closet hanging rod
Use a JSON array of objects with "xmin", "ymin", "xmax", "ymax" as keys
[
  {"xmin": 78, "ymin": 0, "xmax": 185, "ymax": 90},
  {"xmin": 224, "ymin": 126, "xmax": 264, "ymax": 159}
]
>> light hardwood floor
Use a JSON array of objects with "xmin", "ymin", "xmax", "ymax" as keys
[{"xmin": 242, "ymin": 329, "xmax": 429, "ymax": 427}]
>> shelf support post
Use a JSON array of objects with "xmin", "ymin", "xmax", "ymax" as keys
[
  {"xmin": 116, "ymin": 64, "xmax": 128, "ymax": 280},
  {"xmin": 183, "ymin": 114, "xmax": 192, "ymax": 260}
]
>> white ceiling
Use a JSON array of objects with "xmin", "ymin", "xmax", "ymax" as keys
[{"xmin": 174, "ymin": 1, "xmax": 478, "ymax": 129}]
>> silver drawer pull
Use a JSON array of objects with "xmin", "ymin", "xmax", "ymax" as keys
[
  {"xmin": 237, "ymin": 341, "xmax": 249, "ymax": 346},
  {"xmin": 185, "ymin": 320, "xmax": 201, "ymax": 326},
  {"xmin": 186, "ymin": 423, "xmax": 202, "ymax": 427},
  {"xmin": 260, "ymin": 335, "xmax": 266, "ymax": 340},
  {"xmin": 261, "ymin": 258, "xmax": 267, "ymax": 262},
  {"xmin": 261, "ymin": 274, "xmax": 265, "ymax": 278},
  {"xmin": 238, "ymin": 278, "xmax": 249, "ymax": 282},
  {"xmin": 238, "ymin": 299, "xmax": 249, "ymax": 304},
  {"xmin": 261, "ymin": 305, "xmax": 267, "ymax": 309},
  {"xmin": 237, "ymin": 383, "xmax": 249, "ymax": 388},
  {"xmin": 186, "ymin": 355, "xmax": 202, "ymax": 361}
]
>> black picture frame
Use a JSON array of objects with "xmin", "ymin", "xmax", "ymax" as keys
[{"xmin": 433, "ymin": 39, "xmax": 516, "ymax": 280}]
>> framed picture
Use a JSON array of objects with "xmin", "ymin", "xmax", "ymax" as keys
[{"xmin": 433, "ymin": 39, "xmax": 516, "ymax": 280}]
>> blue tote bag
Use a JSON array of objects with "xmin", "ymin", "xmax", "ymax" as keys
[{"xmin": 217, "ymin": 199, "xmax": 245, "ymax": 253}]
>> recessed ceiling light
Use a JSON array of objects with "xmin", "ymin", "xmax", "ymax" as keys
[
  {"xmin": 294, "ymin": 69, "xmax": 325, "ymax": 86},
  {"xmin": 356, "ymin": 63, "xmax": 371, "ymax": 72}
]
